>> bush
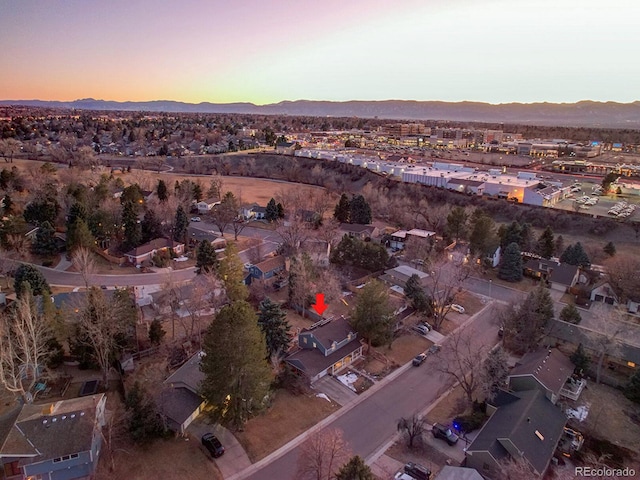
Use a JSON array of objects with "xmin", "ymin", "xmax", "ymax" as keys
[
  {"xmin": 453, "ymin": 411, "xmax": 487, "ymax": 433},
  {"xmin": 151, "ymin": 249, "xmax": 171, "ymax": 267}
]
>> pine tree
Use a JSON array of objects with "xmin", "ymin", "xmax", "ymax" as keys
[
  {"xmin": 349, "ymin": 195, "xmax": 371, "ymax": 224},
  {"xmin": 156, "ymin": 179, "xmax": 168, "ymax": 202},
  {"xmin": 196, "ymin": 239, "xmax": 218, "ymax": 274},
  {"xmin": 173, "ymin": 205, "xmax": 189, "ymax": 243},
  {"xmin": 125, "ymin": 381, "xmax": 165, "ymax": 444},
  {"xmin": 498, "ymin": 242, "xmax": 523, "ymax": 282},
  {"xmin": 148, "ymin": 319, "xmax": 166, "ymax": 346},
  {"xmin": 404, "ymin": 274, "xmax": 431, "ymax": 314},
  {"xmin": 276, "ymin": 202, "xmax": 285, "ymax": 219},
  {"xmin": 481, "ymin": 346, "xmax": 509, "ymax": 400},
  {"xmin": 66, "ymin": 218, "xmax": 95, "ymax": 253},
  {"xmin": 335, "ymin": 456, "xmax": 375, "ymax": 480},
  {"xmin": 624, "ymin": 369, "xmax": 640, "ymax": 404},
  {"xmin": 265, "ymin": 198, "xmax": 279, "ymax": 222},
  {"xmin": 469, "ymin": 213, "xmax": 496, "ymax": 257},
  {"xmin": 32, "ymin": 220, "xmax": 58, "ymax": 256},
  {"xmin": 200, "ymin": 301, "xmax": 272, "ymax": 430},
  {"xmin": 603, "ymin": 241, "xmax": 616, "ymax": 257},
  {"xmin": 559, "ymin": 304, "xmax": 582, "ymax": 324},
  {"xmin": 217, "ymin": 243, "xmax": 247, "ymax": 302},
  {"xmin": 561, "ymin": 242, "xmax": 590, "ymax": 267},
  {"xmin": 14, "ymin": 264, "xmax": 50, "ymax": 298},
  {"xmin": 141, "ymin": 209, "xmax": 163, "ymax": 244},
  {"xmin": 257, "ymin": 298, "xmax": 291, "ymax": 358},
  {"xmin": 351, "ymin": 280, "xmax": 393, "ymax": 352},
  {"xmin": 536, "ymin": 226, "xmax": 555, "ymax": 259},
  {"xmin": 499, "ymin": 221, "xmax": 522, "ymax": 248},
  {"xmin": 447, "ymin": 206, "xmax": 468, "ymax": 241},
  {"xmin": 570, "ymin": 343, "xmax": 591, "ymax": 373},
  {"xmin": 122, "ymin": 201, "xmax": 141, "ymax": 252},
  {"xmin": 333, "ymin": 193, "xmax": 351, "ymax": 223}
]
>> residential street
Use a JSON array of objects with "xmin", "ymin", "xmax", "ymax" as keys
[{"xmin": 237, "ymin": 303, "xmax": 502, "ymax": 480}]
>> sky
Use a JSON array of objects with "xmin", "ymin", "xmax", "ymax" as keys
[{"xmin": 1, "ymin": 0, "xmax": 639, "ymax": 105}]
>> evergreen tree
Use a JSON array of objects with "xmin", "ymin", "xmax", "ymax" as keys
[
  {"xmin": 333, "ymin": 193, "xmax": 350, "ymax": 223},
  {"xmin": 196, "ymin": 239, "xmax": 218, "ymax": 274},
  {"xmin": 125, "ymin": 381, "xmax": 165, "ymax": 444},
  {"xmin": 469, "ymin": 212, "xmax": 496, "ymax": 257},
  {"xmin": 66, "ymin": 218, "xmax": 95, "ymax": 253},
  {"xmin": 535, "ymin": 226, "xmax": 555, "ymax": 259},
  {"xmin": 481, "ymin": 346, "xmax": 509, "ymax": 400},
  {"xmin": 14, "ymin": 264, "xmax": 50, "ymax": 298},
  {"xmin": 498, "ymin": 242, "xmax": 523, "ymax": 282},
  {"xmin": 140, "ymin": 209, "xmax": 163, "ymax": 244},
  {"xmin": 32, "ymin": 220, "xmax": 58, "ymax": 256},
  {"xmin": 404, "ymin": 274, "xmax": 431, "ymax": 314},
  {"xmin": 519, "ymin": 223, "xmax": 533, "ymax": 252},
  {"xmin": 257, "ymin": 298, "xmax": 291, "ymax": 358},
  {"xmin": 23, "ymin": 198, "xmax": 60, "ymax": 226},
  {"xmin": 156, "ymin": 179, "xmax": 168, "ymax": 202},
  {"xmin": 560, "ymin": 242, "xmax": 590, "ymax": 267},
  {"xmin": 624, "ymin": 369, "xmax": 640, "ymax": 404},
  {"xmin": 554, "ymin": 235, "xmax": 564, "ymax": 257},
  {"xmin": 192, "ymin": 183, "xmax": 203, "ymax": 202},
  {"xmin": 351, "ymin": 280, "xmax": 393, "ymax": 352},
  {"xmin": 335, "ymin": 456, "xmax": 375, "ymax": 480},
  {"xmin": 502, "ymin": 283, "xmax": 553, "ymax": 353},
  {"xmin": 498, "ymin": 221, "xmax": 522, "ymax": 248},
  {"xmin": 603, "ymin": 241, "xmax": 616, "ymax": 257},
  {"xmin": 559, "ymin": 304, "xmax": 582, "ymax": 324},
  {"xmin": 276, "ymin": 202, "xmax": 285, "ymax": 219},
  {"xmin": 148, "ymin": 319, "xmax": 166, "ymax": 346},
  {"xmin": 447, "ymin": 206, "xmax": 468, "ymax": 241},
  {"xmin": 200, "ymin": 301, "xmax": 272, "ymax": 430},
  {"xmin": 570, "ymin": 343, "xmax": 591, "ymax": 373},
  {"xmin": 349, "ymin": 195, "xmax": 371, "ymax": 224},
  {"xmin": 217, "ymin": 243, "xmax": 247, "ymax": 301},
  {"xmin": 121, "ymin": 201, "xmax": 141, "ymax": 252},
  {"xmin": 265, "ymin": 198, "xmax": 279, "ymax": 222},
  {"xmin": 173, "ymin": 205, "xmax": 189, "ymax": 243}
]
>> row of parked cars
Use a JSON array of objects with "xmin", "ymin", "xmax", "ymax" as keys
[{"xmin": 608, "ymin": 201, "xmax": 637, "ymax": 218}]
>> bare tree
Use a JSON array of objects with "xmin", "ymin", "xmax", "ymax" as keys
[
  {"xmin": 480, "ymin": 345, "xmax": 509, "ymax": 400},
  {"xmin": 437, "ymin": 327, "xmax": 486, "ymax": 404},
  {"xmin": 296, "ymin": 428, "xmax": 352, "ymax": 480},
  {"xmin": 0, "ymin": 138, "xmax": 21, "ymax": 163},
  {"xmin": 397, "ymin": 415, "xmax": 427, "ymax": 448},
  {"xmin": 207, "ymin": 174, "xmax": 224, "ymax": 200},
  {"xmin": 425, "ymin": 258, "xmax": 472, "ymax": 330},
  {"xmin": 72, "ymin": 246, "xmax": 97, "ymax": 288},
  {"xmin": 245, "ymin": 237, "xmax": 265, "ymax": 265},
  {"xmin": 276, "ymin": 214, "xmax": 311, "ymax": 256},
  {"xmin": 0, "ymin": 289, "xmax": 52, "ymax": 403},
  {"xmin": 589, "ymin": 304, "xmax": 624, "ymax": 384},
  {"xmin": 209, "ymin": 192, "xmax": 238, "ymax": 237}
]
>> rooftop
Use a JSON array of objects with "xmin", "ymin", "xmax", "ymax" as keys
[{"xmin": 509, "ymin": 348, "xmax": 575, "ymax": 395}]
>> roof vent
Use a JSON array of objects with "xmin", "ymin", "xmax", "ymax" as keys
[
  {"xmin": 61, "ymin": 415, "xmax": 66, "ymax": 420},
  {"xmin": 80, "ymin": 412, "xmax": 85, "ymax": 416},
  {"xmin": 42, "ymin": 419, "xmax": 47, "ymax": 424},
  {"xmin": 535, "ymin": 430, "xmax": 544, "ymax": 441},
  {"xmin": 52, "ymin": 417, "xmax": 57, "ymax": 422},
  {"xmin": 70, "ymin": 414, "xmax": 76, "ymax": 418}
]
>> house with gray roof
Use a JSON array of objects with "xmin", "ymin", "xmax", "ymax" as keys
[
  {"xmin": 508, "ymin": 348, "xmax": 583, "ymax": 404},
  {"xmin": 0, "ymin": 394, "xmax": 106, "ymax": 480},
  {"xmin": 156, "ymin": 351, "xmax": 207, "ymax": 434},
  {"xmin": 286, "ymin": 317, "xmax": 363, "ymax": 383},
  {"xmin": 465, "ymin": 389, "xmax": 566, "ymax": 478},
  {"xmin": 523, "ymin": 259, "xmax": 579, "ymax": 292}
]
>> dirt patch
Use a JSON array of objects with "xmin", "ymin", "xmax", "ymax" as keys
[
  {"xmin": 565, "ymin": 381, "xmax": 640, "ymax": 455},
  {"xmin": 426, "ymin": 384, "xmax": 469, "ymax": 426},
  {"xmin": 235, "ymin": 389, "xmax": 339, "ymax": 462}
]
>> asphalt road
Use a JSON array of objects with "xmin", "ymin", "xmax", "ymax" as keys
[{"xmin": 243, "ymin": 303, "xmax": 502, "ymax": 480}]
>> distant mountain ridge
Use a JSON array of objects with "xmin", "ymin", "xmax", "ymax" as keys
[{"xmin": 2, "ymin": 98, "xmax": 640, "ymax": 128}]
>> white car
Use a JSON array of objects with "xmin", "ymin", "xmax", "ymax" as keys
[
  {"xmin": 449, "ymin": 304, "xmax": 465, "ymax": 314},
  {"xmin": 190, "ymin": 217, "xmax": 201, "ymax": 222}
]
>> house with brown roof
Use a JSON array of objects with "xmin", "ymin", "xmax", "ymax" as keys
[
  {"xmin": 249, "ymin": 256, "xmax": 287, "ymax": 282},
  {"xmin": 338, "ymin": 223, "xmax": 379, "ymax": 241},
  {"xmin": 508, "ymin": 348, "xmax": 584, "ymax": 404},
  {"xmin": 286, "ymin": 317, "xmax": 363, "ymax": 383},
  {"xmin": 196, "ymin": 197, "xmax": 221, "ymax": 214},
  {"xmin": 523, "ymin": 259, "xmax": 579, "ymax": 292},
  {"xmin": 156, "ymin": 351, "xmax": 207, "ymax": 434},
  {"xmin": 124, "ymin": 237, "xmax": 184, "ymax": 266},
  {"xmin": 0, "ymin": 394, "xmax": 106, "ymax": 480}
]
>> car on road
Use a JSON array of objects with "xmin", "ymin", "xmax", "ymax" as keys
[
  {"xmin": 432, "ymin": 423, "xmax": 459, "ymax": 445},
  {"xmin": 412, "ymin": 353, "xmax": 427, "ymax": 367},
  {"xmin": 449, "ymin": 304, "xmax": 465, "ymax": 314},
  {"xmin": 201, "ymin": 433, "xmax": 225, "ymax": 458},
  {"xmin": 190, "ymin": 216, "xmax": 201, "ymax": 222}
]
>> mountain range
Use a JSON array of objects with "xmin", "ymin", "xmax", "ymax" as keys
[{"xmin": 2, "ymin": 98, "xmax": 640, "ymax": 128}]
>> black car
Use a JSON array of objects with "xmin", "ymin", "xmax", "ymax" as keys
[
  {"xmin": 404, "ymin": 461, "xmax": 431, "ymax": 480},
  {"xmin": 202, "ymin": 433, "xmax": 225, "ymax": 458},
  {"xmin": 432, "ymin": 423, "xmax": 459, "ymax": 446},
  {"xmin": 412, "ymin": 353, "xmax": 427, "ymax": 367}
]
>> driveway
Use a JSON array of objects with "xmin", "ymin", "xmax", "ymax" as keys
[
  {"xmin": 312, "ymin": 375, "xmax": 358, "ymax": 407},
  {"xmin": 186, "ymin": 416, "xmax": 252, "ymax": 478}
]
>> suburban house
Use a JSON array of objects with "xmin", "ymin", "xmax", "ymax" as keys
[
  {"xmin": 249, "ymin": 256, "xmax": 287, "ymax": 282},
  {"xmin": 508, "ymin": 348, "xmax": 585, "ymax": 404},
  {"xmin": 590, "ymin": 280, "xmax": 640, "ymax": 313},
  {"xmin": 523, "ymin": 259, "xmax": 580, "ymax": 292},
  {"xmin": 253, "ymin": 205, "xmax": 267, "ymax": 220},
  {"xmin": 124, "ymin": 238, "xmax": 185, "ymax": 266},
  {"xmin": 465, "ymin": 389, "xmax": 567, "ymax": 478},
  {"xmin": 242, "ymin": 203, "xmax": 267, "ymax": 220},
  {"xmin": 434, "ymin": 466, "xmax": 484, "ymax": 480},
  {"xmin": 0, "ymin": 394, "xmax": 106, "ymax": 480},
  {"xmin": 379, "ymin": 265, "xmax": 429, "ymax": 290},
  {"xmin": 484, "ymin": 244, "xmax": 501, "ymax": 268},
  {"xmin": 389, "ymin": 228, "xmax": 435, "ymax": 251},
  {"xmin": 196, "ymin": 197, "xmax": 220, "ymax": 214},
  {"xmin": 338, "ymin": 223, "xmax": 379, "ymax": 241},
  {"xmin": 286, "ymin": 317, "xmax": 364, "ymax": 383},
  {"xmin": 156, "ymin": 351, "xmax": 207, "ymax": 434}
]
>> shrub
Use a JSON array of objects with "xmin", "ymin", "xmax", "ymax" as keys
[{"xmin": 453, "ymin": 411, "xmax": 487, "ymax": 433}]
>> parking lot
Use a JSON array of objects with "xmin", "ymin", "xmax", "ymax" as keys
[{"xmin": 554, "ymin": 180, "xmax": 640, "ymax": 220}]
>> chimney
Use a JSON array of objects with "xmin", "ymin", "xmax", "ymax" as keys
[{"xmin": 42, "ymin": 404, "xmax": 54, "ymax": 415}]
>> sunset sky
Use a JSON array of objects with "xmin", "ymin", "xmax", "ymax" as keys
[{"xmin": 1, "ymin": 0, "xmax": 638, "ymax": 105}]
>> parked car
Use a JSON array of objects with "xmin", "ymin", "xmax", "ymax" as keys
[
  {"xmin": 190, "ymin": 216, "xmax": 201, "ymax": 222},
  {"xmin": 412, "ymin": 353, "xmax": 427, "ymax": 367},
  {"xmin": 201, "ymin": 433, "xmax": 225, "ymax": 458},
  {"xmin": 428, "ymin": 344, "xmax": 441, "ymax": 355},
  {"xmin": 413, "ymin": 325, "xmax": 429, "ymax": 336},
  {"xmin": 395, "ymin": 473, "xmax": 415, "ymax": 480},
  {"xmin": 432, "ymin": 423, "xmax": 459, "ymax": 445},
  {"xmin": 449, "ymin": 304, "xmax": 465, "ymax": 314},
  {"xmin": 404, "ymin": 462, "xmax": 431, "ymax": 480}
]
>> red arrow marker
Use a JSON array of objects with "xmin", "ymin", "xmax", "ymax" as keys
[{"xmin": 312, "ymin": 293, "xmax": 328, "ymax": 316}]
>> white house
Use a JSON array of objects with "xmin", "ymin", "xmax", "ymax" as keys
[{"xmin": 196, "ymin": 198, "xmax": 220, "ymax": 214}]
